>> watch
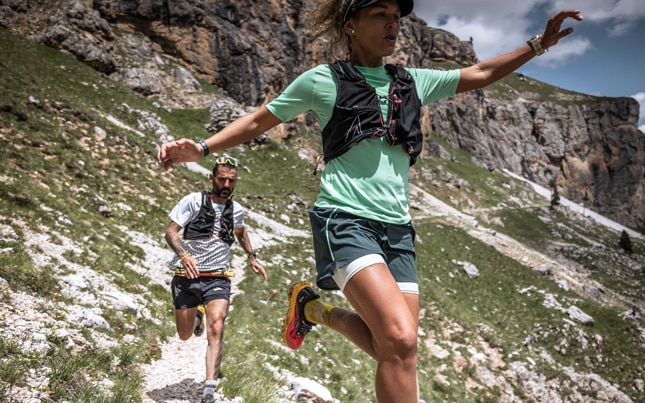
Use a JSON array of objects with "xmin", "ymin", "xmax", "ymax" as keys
[
  {"xmin": 198, "ymin": 139, "xmax": 209, "ymax": 156},
  {"xmin": 527, "ymin": 35, "xmax": 545, "ymax": 56}
]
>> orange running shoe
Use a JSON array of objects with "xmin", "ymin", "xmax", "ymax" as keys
[{"xmin": 282, "ymin": 281, "xmax": 319, "ymax": 350}]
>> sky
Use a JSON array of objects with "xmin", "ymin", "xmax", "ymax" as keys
[{"xmin": 413, "ymin": 0, "xmax": 645, "ymax": 132}]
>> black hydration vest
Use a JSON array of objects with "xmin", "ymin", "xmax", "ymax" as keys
[
  {"xmin": 183, "ymin": 191, "xmax": 235, "ymax": 245},
  {"xmin": 321, "ymin": 60, "xmax": 423, "ymax": 165}
]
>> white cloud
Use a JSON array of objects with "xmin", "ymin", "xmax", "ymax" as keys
[
  {"xmin": 531, "ymin": 37, "xmax": 592, "ymax": 68},
  {"xmin": 414, "ymin": 2, "xmax": 534, "ymax": 57},
  {"xmin": 632, "ymin": 92, "xmax": 645, "ymax": 132},
  {"xmin": 551, "ymin": 0, "xmax": 645, "ymax": 36}
]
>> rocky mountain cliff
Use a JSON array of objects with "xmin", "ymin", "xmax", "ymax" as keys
[{"xmin": 2, "ymin": 0, "xmax": 642, "ymax": 229}]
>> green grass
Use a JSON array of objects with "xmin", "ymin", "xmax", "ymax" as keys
[
  {"xmin": 0, "ymin": 339, "xmax": 27, "ymax": 401},
  {"xmin": 0, "ymin": 27, "xmax": 180, "ymax": 400},
  {"xmin": 157, "ymin": 107, "xmax": 213, "ymax": 141},
  {"xmin": 0, "ymin": 242, "xmax": 60, "ymax": 297},
  {"xmin": 483, "ymin": 72, "xmax": 603, "ymax": 104},
  {"xmin": 489, "ymin": 207, "xmax": 645, "ymax": 305},
  {"xmin": 412, "ymin": 135, "xmax": 537, "ymax": 212},
  {"xmin": 415, "ymin": 221, "xmax": 643, "ymax": 386}
]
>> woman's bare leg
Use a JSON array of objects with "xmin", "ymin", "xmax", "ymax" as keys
[{"xmin": 329, "ymin": 263, "xmax": 420, "ymax": 403}]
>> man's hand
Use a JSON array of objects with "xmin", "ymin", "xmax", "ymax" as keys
[
  {"xmin": 157, "ymin": 139, "xmax": 202, "ymax": 171},
  {"xmin": 250, "ymin": 259, "xmax": 268, "ymax": 281},
  {"xmin": 180, "ymin": 254, "xmax": 200, "ymax": 279},
  {"xmin": 541, "ymin": 10, "xmax": 584, "ymax": 49}
]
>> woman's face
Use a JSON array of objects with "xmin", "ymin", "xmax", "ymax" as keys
[{"xmin": 347, "ymin": 0, "xmax": 402, "ymax": 62}]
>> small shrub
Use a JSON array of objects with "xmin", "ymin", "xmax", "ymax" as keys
[{"xmin": 619, "ymin": 230, "xmax": 633, "ymax": 254}]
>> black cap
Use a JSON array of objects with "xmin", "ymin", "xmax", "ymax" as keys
[{"xmin": 343, "ymin": 0, "xmax": 414, "ymax": 22}]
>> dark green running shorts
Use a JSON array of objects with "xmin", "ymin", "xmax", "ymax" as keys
[{"xmin": 309, "ymin": 207, "xmax": 418, "ymax": 292}]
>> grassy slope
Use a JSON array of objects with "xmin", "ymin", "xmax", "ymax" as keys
[{"xmin": 0, "ymin": 27, "xmax": 643, "ymax": 402}]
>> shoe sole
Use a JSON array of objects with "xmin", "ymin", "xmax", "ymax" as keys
[
  {"xmin": 282, "ymin": 281, "xmax": 316, "ymax": 350},
  {"xmin": 194, "ymin": 306, "xmax": 205, "ymax": 337}
]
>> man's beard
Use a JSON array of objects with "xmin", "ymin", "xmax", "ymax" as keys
[{"xmin": 213, "ymin": 186, "xmax": 231, "ymax": 198}]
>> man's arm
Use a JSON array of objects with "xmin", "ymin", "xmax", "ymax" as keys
[
  {"xmin": 234, "ymin": 226, "xmax": 268, "ymax": 281},
  {"xmin": 165, "ymin": 221, "xmax": 199, "ymax": 279}
]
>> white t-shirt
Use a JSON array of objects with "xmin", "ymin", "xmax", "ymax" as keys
[{"xmin": 168, "ymin": 192, "xmax": 244, "ymax": 272}]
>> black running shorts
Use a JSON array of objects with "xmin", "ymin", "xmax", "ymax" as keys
[{"xmin": 171, "ymin": 276, "xmax": 231, "ymax": 309}]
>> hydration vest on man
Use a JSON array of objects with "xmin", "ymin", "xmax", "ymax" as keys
[{"xmin": 183, "ymin": 191, "xmax": 235, "ymax": 245}]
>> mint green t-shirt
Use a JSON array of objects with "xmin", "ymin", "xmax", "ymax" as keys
[{"xmin": 266, "ymin": 64, "xmax": 460, "ymax": 224}]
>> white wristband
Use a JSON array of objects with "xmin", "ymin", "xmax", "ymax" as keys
[{"xmin": 527, "ymin": 35, "xmax": 545, "ymax": 56}]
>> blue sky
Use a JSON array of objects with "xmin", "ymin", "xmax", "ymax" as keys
[{"xmin": 414, "ymin": 0, "xmax": 645, "ymax": 131}]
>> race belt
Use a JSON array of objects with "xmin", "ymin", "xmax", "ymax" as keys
[{"xmin": 173, "ymin": 268, "xmax": 235, "ymax": 278}]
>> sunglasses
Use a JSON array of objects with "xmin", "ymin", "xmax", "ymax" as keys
[
  {"xmin": 342, "ymin": 0, "xmax": 356, "ymax": 23},
  {"xmin": 214, "ymin": 156, "xmax": 238, "ymax": 167}
]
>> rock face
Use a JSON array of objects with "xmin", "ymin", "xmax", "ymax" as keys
[
  {"xmin": 0, "ymin": 0, "xmax": 643, "ymax": 229},
  {"xmin": 431, "ymin": 93, "xmax": 645, "ymax": 228},
  {"xmin": 94, "ymin": 0, "xmax": 313, "ymax": 105}
]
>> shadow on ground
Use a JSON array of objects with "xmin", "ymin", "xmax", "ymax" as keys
[{"xmin": 146, "ymin": 378, "xmax": 202, "ymax": 402}]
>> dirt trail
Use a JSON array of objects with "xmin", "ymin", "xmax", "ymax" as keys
[{"xmin": 142, "ymin": 336, "xmax": 214, "ymax": 403}]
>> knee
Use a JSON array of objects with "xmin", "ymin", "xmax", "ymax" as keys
[
  {"xmin": 206, "ymin": 318, "xmax": 226, "ymax": 341},
  {"xmin": 395, "ymin": 331, "xmax": 418, "ymax": 357},
  {"xmin": 384, "ymin": 328, "xmax": 418, "ymax": 361},
  {"xmin": 177, "ymin": 329, "xmax": 193, "ymax": 341}
]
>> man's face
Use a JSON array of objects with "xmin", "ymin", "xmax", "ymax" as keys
[{"xmin": 210, "ymin": 166, "xmax": 238, "ymax": 199}]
